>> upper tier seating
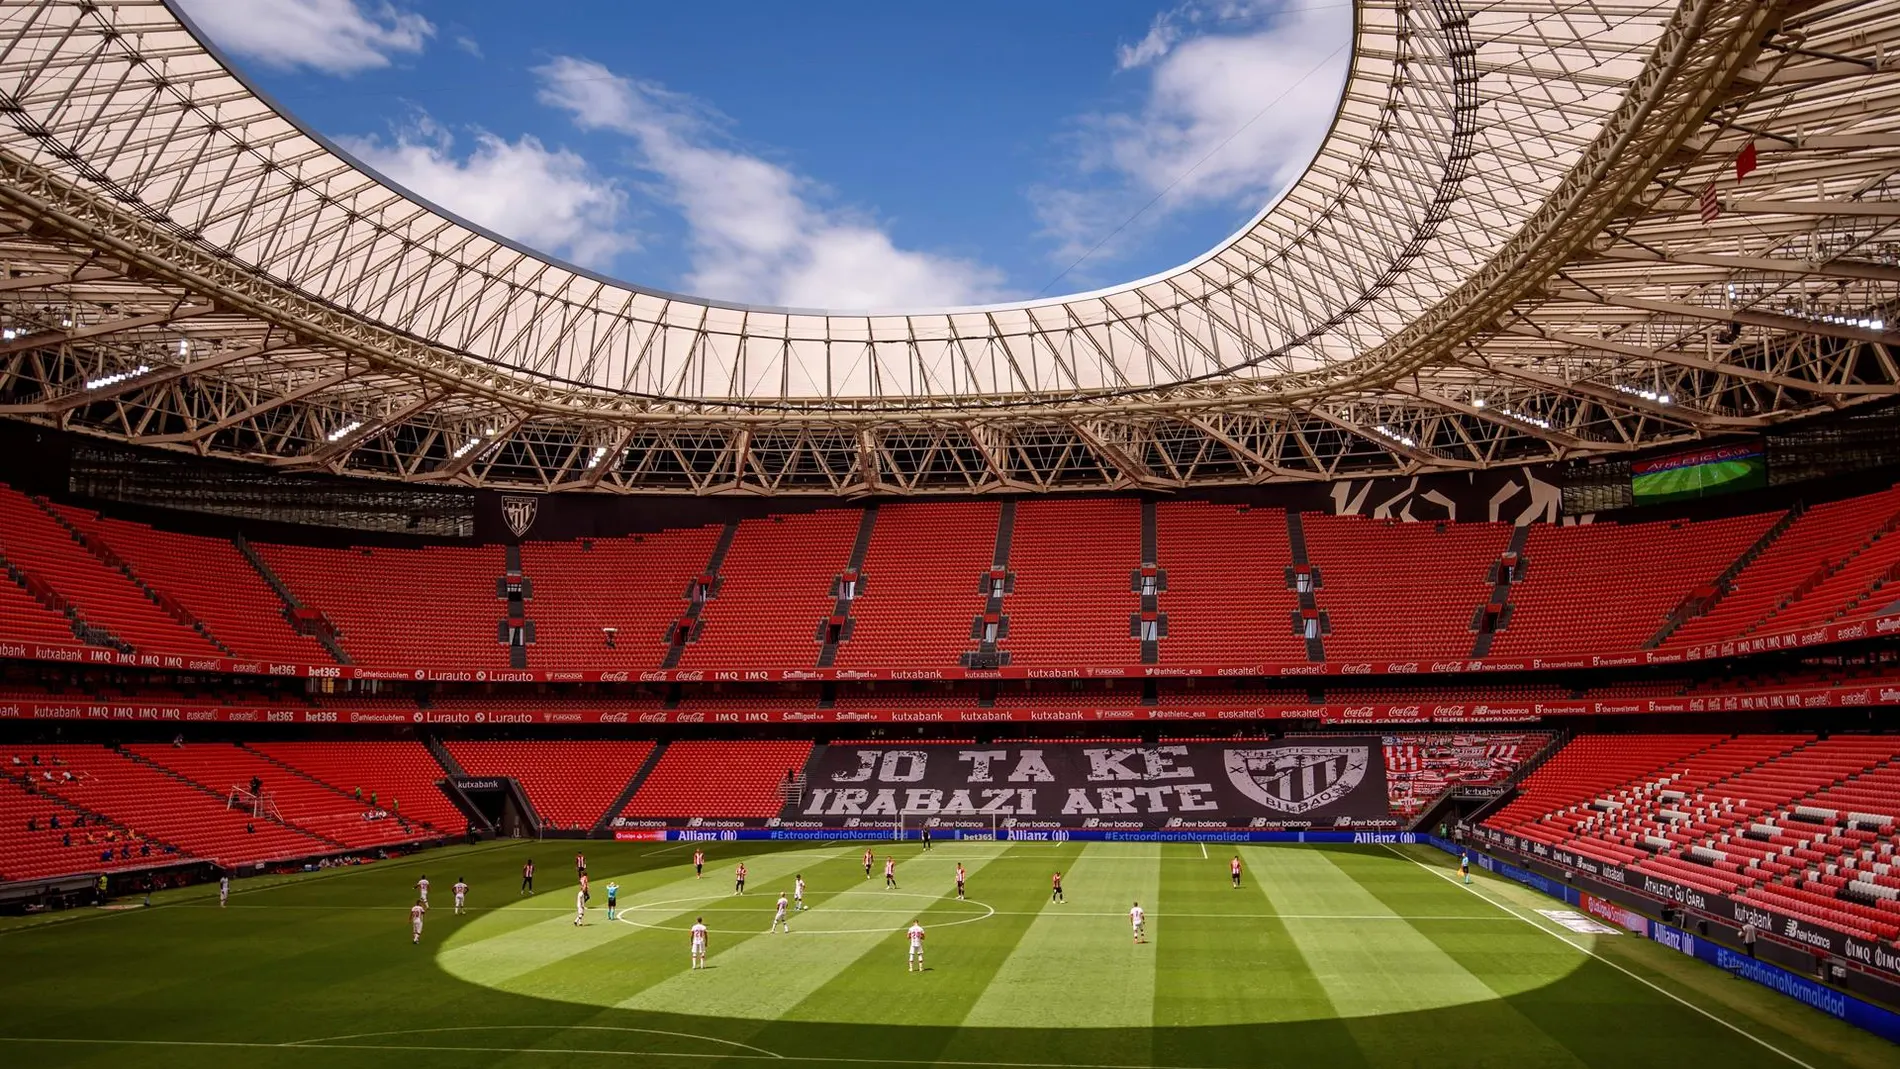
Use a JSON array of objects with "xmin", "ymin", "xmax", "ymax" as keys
[
  {"xmin": 126, "ymin": 743, "xmax": 425, "ymax": 847},
  {"xmin": 1305, "ymin": 514, "xmax": 1512, "ymax": 660},
  {"xmin": 621, "ymin": 740, "xmax": 814, "ymax": 818},
  {"xmin": 3, "ymin": 745, "xmax": 325, "ymax": 864},
  {"xmin": 1489, "ymin": 514, "xmax": 1776, "ymax": 655},
  {"xmin": 3, "ymin": 480, "xmax": 1900, "ymax": 672},
  {"xmin": 1153, "ymin": 503, "xmax": 1306, "ymax": 665},
  {"xmin": 522, "ymin": 527, "xmax": 721, "ymax": 670},
  {"xmin": 249, "ymin": 742, "xmax": 465, "ymax": 834},
  {"xmin": 259, "ymin": 543, "xmax": 511, "ymax": 669},
  {"xmin": 1002, "ymin": 498, "xmax": 1144, "ymax": 664},
  {"xmin": 679, "ymin": 511, "xmax": 860, "ymax": 669},
  {"xmin": 833, "ymin": 501, "xmax": 1000, "ymax": 668},
  {"xmin": 52, "ymin": 505, "xmax": 334, "ymax": 663},
  {"xmin": 1666, "ymin": 490, "xmax": 1900, "ymax": 648},
  {"xmin": 0, "ymin": 487, "xmax": 219, "ymax": 656},
  {"xmin": 445, "ymin": 740, "xmax": 654, "ymax": 829}
]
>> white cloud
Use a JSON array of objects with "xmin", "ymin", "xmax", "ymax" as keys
[
  {"xmin": 343, "ymin": 117, "xmax": 638, "ymax": 269},
  {"xmin": 453, "ymin": 35, "xmax": 483, "ymax": 60},
  {"xmin": 534, "ymin": 56, "xmax": 1008, "ymax": 309},
  {"xmin": 175, "ymin": 0, "xmax": 433, "ymax": 75},
  {"xmin": 1036, "ymin": 1, "xmax": 1351, "ymax": 271}
]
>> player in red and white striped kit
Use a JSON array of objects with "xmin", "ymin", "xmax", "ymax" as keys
[{"xmin": 410, "ymin": 899, "xmax": 426, "ymax": 944}]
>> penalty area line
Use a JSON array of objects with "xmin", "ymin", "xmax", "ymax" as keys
[{"xmin": 1379, "ymin": 845, "xmax": 1820, "ymax": 1069}]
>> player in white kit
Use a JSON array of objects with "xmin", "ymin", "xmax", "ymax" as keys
[
  {"xmin": 410, "ymin": 899, "xmax": 425, "ymax": 944},
  {"xmin": 452, "ymin": 878, "xmax": 468, "ymax": 915},
  {"xmin": 772, "ymin": 893, "xmax": 791, "ymax": 933},
  {"xmin": 218, "ymin": 874, "xmax": 229, "ymax": 907},
  {"xmin": 690, "ymin": 917, "xmax": 709, "ymax": 969},
  {"xmin": 573, "ymin": 888, "xmax": 587, "ymax": 927},
  {"xmin": 415, "ymin": 875, "xmax": 430, "ymax": 911},
  {"xmin": 1130, "ymin": 901, "xmax": 1146, "ymax": 944},
  {"xmin": 906, "ymin": 920, "xmax": 926, "ymax": 972},
  {"xmin": 794, "ymin": 874, "xmax": 807, "ymax": 911}
]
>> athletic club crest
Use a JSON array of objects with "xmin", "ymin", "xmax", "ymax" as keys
[
  {"xmin": 1224, "ymin": 745, "xmax": 1369, "ymax": 814},
  {"xmin": 500, "ymin": 495, "xmax": 539, "ymax": 538}
]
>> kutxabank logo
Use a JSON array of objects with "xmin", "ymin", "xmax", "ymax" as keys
[
  {"xmin": 501, "ymin": 495, "xmax": 539, "ymax": 538},
  {"xmin": 1224, "ymin": 745, "xmax": 1369, "ymax": 814}
]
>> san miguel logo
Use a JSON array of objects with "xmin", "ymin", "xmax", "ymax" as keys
[
  {"xmin": 1223, "ymin": 745, "xmax": 1368, "ymax": 814},
  {"xmin": 500, "ymin": 495, "xmax": 540, "ymax": 538}
]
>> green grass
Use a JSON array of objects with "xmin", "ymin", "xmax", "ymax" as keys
[{"xmin": 0, "ymin": 839, "xmax": 1890, "ymax": 1068}]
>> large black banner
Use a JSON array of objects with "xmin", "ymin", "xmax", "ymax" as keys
[{"xmin": 794, "ymin": 741, "xmax": 1396, "ymax": 830}]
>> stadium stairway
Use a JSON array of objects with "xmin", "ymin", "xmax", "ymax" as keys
[
  {"xmin": 593, "ymin": 743, "xmax": 670, "ymax": 835},
  {"xmin": 816, "ymin": 506, "xmax": 878, "ymax": 668},
  {"xmin": 662, "ymin": 520, "xmax": 738, "ymax": 669},
  {"xmin": 1647, "ymin": 505, "xmax": 1802, "ymax": 648},
  {"xmin": 235, "ymin": 534, "xmax": 351, "ymax": 664},
  {"xmin": 1284, "ymin": 512, "xmax": 1328, "ymax": 661},
  {"xmin": 1470, "ymin": 524, "xmax": 1531, "ymax": 658},
  {"xmin": 961, "ymin": 500, "xmax": 1016, "ymax": 669},
  {"xmin": 424, "ymin": 737, "xmax": 467, "ymax": 778},
  {"xmin": 1135, "ymin": 499, "xmax": 1165, "ymax": 664}
]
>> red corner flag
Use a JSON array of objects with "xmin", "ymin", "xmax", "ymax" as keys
[{"xmin": 1735, "ymin": 140, "xmax": 1758, "ymax": 181}]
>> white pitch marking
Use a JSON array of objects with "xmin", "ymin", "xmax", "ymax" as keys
[
  {"xmin": 0, "ymin": 1034, "xmax": 1239, "ymax": 1069},
  {"xmin": 284, "ymin": 1024, "xmax": 782, "ymax": 1058},
  {"xmin": 1380, "ymin": 845, "xmax": 1821, "ymax": 1069}
]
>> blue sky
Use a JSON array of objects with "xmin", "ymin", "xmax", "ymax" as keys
[{"xmin": 173, "ymin": 0, "xmax": 1350, "ymax": 309}]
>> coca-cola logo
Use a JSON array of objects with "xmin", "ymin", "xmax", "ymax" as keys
[
  {"xmin": 638, "ymin": 712, "xmax": 669, "ymax": 723},
  {"xmin": 674, "ymin": 672, "xmax": 704, "ymax": 682},
  {"xmin": 1340, "ymin": 663, "xmax": 1373, "ymax": 675}
]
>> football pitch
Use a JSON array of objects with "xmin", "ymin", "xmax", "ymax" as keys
[{"xmin": 0, "ymin": 840, "xmax": 1890, "ymax": 1069}]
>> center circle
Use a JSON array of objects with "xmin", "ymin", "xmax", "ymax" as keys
[{"xmin": 614, "ymin": 889, "xmax": 995, "ymax": 935}]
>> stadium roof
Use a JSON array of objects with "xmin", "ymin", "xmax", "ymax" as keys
[{"xmin": 0, "ymin": 0, "xmax": 1898, "ymax": 494}]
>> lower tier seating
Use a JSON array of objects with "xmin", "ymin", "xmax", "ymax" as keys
[
  {"xmin": 126, "ymin": 743, "xmax": 426, "ymax": 848},
  {"xmin": 3, "ymin": 745, "xmax": 326, "ymax": 866},
  {"xmin": 621, "ymin": 739, "xmax": 814, "ymax": 818},
  {"xmin": 1486, "ymin": 733, "xmax": 1900, "ymax": 945},
  {"xmin": 251, "ymin": 742, "xmax": 466, "ymax": 834},
  {"xmin": 446, "ymin": 740, "xmax": 653, "ymax": 830}
]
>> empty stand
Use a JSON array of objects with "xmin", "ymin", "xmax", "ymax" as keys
[
  {"xmin": 1667, "ymin": 490, "xmax": 1900, "ymax": 647},
  {"xmin": 258, "ymin": 543, "xmax": 512, "ymax": 669},
  {"xmin": 52, "ymin": 506, "xmax": 335, "ymax": 663},
  {"xmin": 446, "ymin": 740, "xmax": 654, "ymax": 830},
  {"xmin": 1304, "ymin": 514, "xmax": 1512, "ymax": 660},
  {"xmin": 833, "ymin": 501, "xmax": 1000, "ymax": 668},
  {"xmin": 1489, "ymin": 514, "xmax": 1776, "ymax": 656},
  {"xmin": 1003, "ymin": 498, "xmax": 1142, "ymax": 664},
  {"xmin": 622, "ymin": 740, "xmax": 814, "ymax": 818},
  {"xmin": 522, "ymin": 526, "xmax": 721, "ymax": 670},
  {"xmin": 1153, "ymin": 503, "xmax": 1306, "ymax": 665},
  {"xmin": 0, "ymin": 487, "xmax": 219, "ymax": 656},
  {"xmin": 677, "ymin": 511, "xmax": 859, "ymax": 669}
]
